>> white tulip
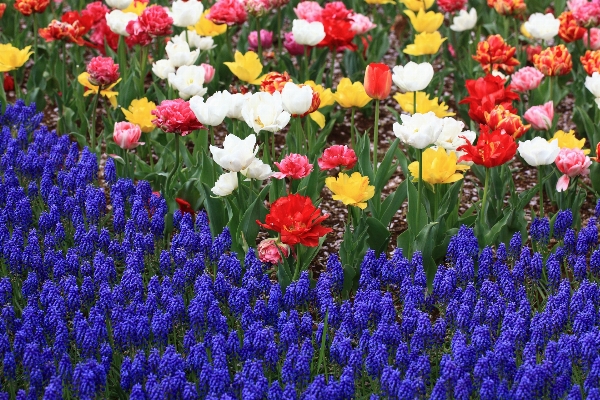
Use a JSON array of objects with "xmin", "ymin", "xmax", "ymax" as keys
[
  {"xmin": 524, "ymin": 13, "xmax": 560, "ymax": 42},
  {"xmin": 227, "ymin": 93, "xmax": 252, "ymax": 120},
  {"xmin": 595, "ymin": 98, "xmax": 600, "ymax": 110},
  {"xmin": 152, "ymin": 59, "xmax": 175, "ymax": 80},
  {"xmin": 171, "ymin": 31, "xmax": 216, "ymax": 50},
  {"xmin": 168, "ymin": 65, "xmax": 207, "ymax": 100},
  {"xmin": 212, "ymin": 171, "xmax": 239, "ymax": 196},
  {"xmin": 242, "ymin": 92, "xmax": 291, "ymax": 134},
  {"xmin": 392, "ymin": 62, "xmax": 434, "ymax": 93},
  {"xmin": 518, "ymin": 137, "xmax": 561, "ymax": 166},
  {"xmin": 393, "ymin": 112, "xmax": 444, "ymax": 150},
  {"xmin": 450, "ymin": 8, "xmax": 477, "ymax": 32},
  {"xmin": 165, "ymin": 41, "xmax": 200, "ymax": 68},
  {"xmin": 171, "ymin": 0, "xmax": 203, "ymax": 27},
  {"xmin": 105, "ymin": 0, "xmax": 133, "ymax": 10},
  {"xmin": 281, "ymin": 82, "xmax": 314, "ymax": 116},
  {"xmin": 241, "ymin": 159, "xmax": 273, "ymax": 180},
  {"xmin": 292, "ymin": 19, "xmax": 326, "ymax": 46},
  {"xmin": 210, "ymin": 134, "xmax": 259, "ymax": 172},
  {"xmin": 105, "ymin": 10, "xmax": 137, "ymax": 36},
  {"xmin": 190, "ymin": 91, "xmax": 231, "ymax": 126},
  {"xmin": 435, "ymin": 117, "xmax": 476, "ymax": 152},
  {"xmin": 586, "ymin": 72, "xmax": 600, "ymax": 98}
]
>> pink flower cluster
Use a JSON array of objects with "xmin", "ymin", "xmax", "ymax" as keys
[
  {"xmin": 569, "ymin": 0, "xmax": 600, "ymax": 27},
  {"xmin": 318, "ymin": 145, "xmax": 357, "ymax": 170},
  {"xmin": 126, "ymin": 5, "xmax": 172, "ymax": 46},
  {"xmin": 207, "ymin": 0, "xmax": 247, "ymax": 25},
  {"xmin": 437, "ymin": 0, "xmax": 468, "ymax": 13},
  {"xmin": 248, "ymin": 29, "xmax": 274, "ymax": 51},
  {"xmin": 273, "ymin": 154, "xmax": 314, "ymax": 180},
  {"xmin": 113, "ymin": 122, "xmax": 143, "ymax": 150},
  {"xmin": 510, "ymin": 67, "xmax": 544, "ymax": 92},
  {"xmin": 584, "ymin": 27, "xmax": 600, "ymax": 49},
  {"xmin": 524, "ymin": 101, "xmax": 554, "ymax": 130},
  {"xmin": 151, "ymin": 99, "xmax": 204, "ymax": 136},
  {"xmin": 555, "ymin": 148, "xmax": 592, "ymax": 191},
  {"xmin": 257, "ymin": 238, "xmax": 290, "ymax": 264},
  {"xmin": 86, "ymin": 56, "xmax": 120, "ymax": 86}
]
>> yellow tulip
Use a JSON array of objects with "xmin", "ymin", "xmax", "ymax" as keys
[
  {"xmin": 325, "ymin": 172, "xmax": 375, "ymax": 210},
  {"xmin": 408, "ymin": 147, "xmax": 469, "ymax": 185},
  {"xmin": 0, "ymin": 44, "xmax": 33, "ymax": 72},
  {"xmin": 404, "ymin": 9, "xmax": 444, "ymax": 33},
  {"xmin": 332, "ymin": 78, "xmax": 372, "ymax": 109},
  {"xmin": 224, "ymin": 51, "xmax": 264, "ymax": 84},
  {"xmin": 365, "ymin": 0, "xmax": 395, "ymax": 4},
  {"xmin": 305, "ymin": 80, "xmax": 335, "ymax": 128},
  {"xmin": 399, "ymin": 0, "xmax": 434, "ymax": 12},
  {"xmin": 189, "ymin": 9, "xmax": 227, "ymax": 37},
  {"xmin": 393, "ymin": 91, "xmax": 455, "ymax": 117},
  {"xmin": 403, "ymin": 31, "xmax": 446, "ymax": 56},
  {"xmin": 122, "ymin": 98, "xmax": 157, "ymax": 133},
  {"xmin": 78, "ymin": 72, "xmax": 120, "ymax": 108},
  {"xmin": 550, "ymin": 130, "xmax": 590, "ymax": 154},
  {"xmin": 122, "ymin": 1, "xmax": 146, "ymax": 15}
]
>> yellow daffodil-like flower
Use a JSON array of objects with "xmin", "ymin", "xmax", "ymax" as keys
[
  {"xmin": 404, "ymin": 9, "xmax": 443, "ymax": 33},
  {"xmin": 224, "ymin": 51, "xmax": 264, "ymax": 84},
  {"xmin": 325, "ymin": 172, "xmax": 375, "ymax": 210},
  {"xmin": 408, "ymin": 147, "xmax": 469, "ymax": 185},
  {"xmin": 122, "ymin": 98, "xmax": 157, "ymax": 133},
  {"xmin": 393, "ymin": 91, "xmax": 455, "ymax": 117},
  {"xmin": 77, "ymin": 72, "xmax": 120, "ymax": 108},
  {"xmin": 550, "ymin": 130, "xmax": 590, "ymax": 154},
  {"xmin": 332, "ymin": 78, "xmax": 372, "ymax": 109},
  {"xmin": 399, "ymin": 0, "xmax": 434, "ymax": 12},
  {"xmin": 122, "ymin": 0, "xmax": 146, "ymax": 15},
  {"xmin": 305, "ymin": 80, "xmax": 335, "ymax": 128},
  {"xmin": 189, "ymin": 9, "xmax": 227, "ymax": 37},
  {"xmin": 365, "ymin": 0, "xmax": 395, "ymax": 4},
  {"xmin": 404, "ymin": 32, "xmax": 447, "ymax": 56},
  {"xmin": 0, "ymin": 44, "xmax": 33, "ymax": 72}
]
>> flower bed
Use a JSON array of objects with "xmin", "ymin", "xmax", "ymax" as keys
[{"xmin": 0, "ymin": 101, "xmax": 600, "ymax": 399}]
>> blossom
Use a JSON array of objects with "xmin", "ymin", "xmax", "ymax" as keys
[
  {"xmin": 189, "ymin": 9, "xmax": 227, "ymax": 36},
  {"xmin": 304, "ymin": 80, "xmax": 335, "ymax": 127},
  {"xmin": 106, "ymin": 10, "xmax": 138, "ymax": 36},
  {"xmin": 524, "ymin": 13, "xmax": 560, "ymax": 41},
  {"xmin": 257, "ymin": 238, "xmax": 290, "ymax": 264},
  {"xmin": 207, "ymin": 0, "xmax": 247, "ymax": 26},
  {"xmin": 151, "ymin": 99, "xmax": 204, "ymax": 136},
  {"xmin": 171, "ymin": 0, "xmax": 203, "ymax": 27},
  {"xmin": 212, "ymin": 171, "xmax": 239, "ymax": 196},
  {"xmin": 392, "ymin": 62, "xmax": 434, "ymax": 93},
  {"xmin": 509, "ymin": 67, "xmax": 544, "ymax": 92},
  {"xmin": 165, "ymin": 41, "xmax": 200, "ymax": 68},
  {"xmin": 403, "ymin": 32, "xmax": 446, "ymax": 56},
  {"xmin": 241, "ymin": 158, "xmax": 273, "ymax": 180},
  {"xmin": 260, "ymin": 71, "xmax": 292, "ymax": 94},
  {"xmin": 550, "ymin": 130, "xmax": 590, "ymax": 154},
  {"xmin": 0, "ymin": 44, "xmax": 33, "ymax": 72},
  {"xmin": 586, "ymin": 72, "xmax": 600, "ymax": 97},
  {"xmin": 393, "ymin": 112, "xmax": 444, "ymax": 150},
  {"xmin": 435, "ymin": 117, "xmax": 476, "ymax": 152},
  {"xmin": 472, "ymin": 35, "xmax": 520, "ymax": 75},
  {"xmin": 533, "ymin": 45, "xmax": 573, "ymax": 76},
  {"xmin": 152, "ymin": 59, "xmax": 175, "ymax": 79},
  {"xmin": 14, "ymin": 0, "xmax": 49, "ymax": 16},
  {"xmin": 570, "ymin": 0, "xmax": 600, "ymax": 27},
  {"xmin": 294, "ymin": 1, "xmax": 323, "ymax": 22},
  {"xmin": 273, "ymin": 154, "xmax": 313, "ymax": 179},
  {"xmin": 459, "ymin": 74, "xmax": 520, "ymax": 125},
  {"xmin": 450, "ymin": 8, "xmax": 477, "ymax": 32},
  {"xmin": 555, "ymin": 148, "xmax": 592, "ymax": 191},
  {"xmin": 122, "ymin": 0, "xmax": 145, "ymax": 15},
  {"xmin": 283, "ymin": 32, "xmax": 305, "ymax": 56},
  {"xmin": 485, "ymin": 104, "xmax": 530, "ymax": 139},
  {"xmin": 318, "ymin": 145, "xmax": 357, "ymax": 170},
  {"xmin": 257, "ymin": 193, "xmax": 332, "ymax": 247},
  {"xmin": 364, "ymin": 63, "xmax": 392, "ymax": 100},
  {"xmin": 121, "ymin": 98, "xmax": 156, "ymax": 132},
  {"xmin": 105, "ymin": 0, "xmax": 132, "ymax": 10},
  {"xmin": 319, "ymin": 19, "xmax": 356, "ymax": 51},
  {"xmin": 226, "ymin": 92, "xmax": 252, "ymax": 120},
  {"xmin": 399, "ymin": 0, "xmax": 434, "ymax": 12},
  {"xmin": 558, "ymin": 11, "xmax": 586, "ymax": 42},
  {"xmin": 167, "ymin": 65, "xmax": 207, "ymax": 99},
  {"xmin": 325, "ymin": 172, "xmax": 375, "ymax": 209},
  {"xmin": 404, "ymin": 9, "xmax": 444, "ymax": 33},
  {"xmin": 581, "ymin": 50, "xmax": 600, "ymax": 75},
  {"xmin": 517, "ymin": 137, "xmax": 560, "ymax": 166},
  {"xmin": 245, "ymin": 0, "xmax": 272, "ymax": 16},
  {"xmin": 77, "ymin": 72, "xmax": 120, "ymax": 108},
  {"xmin": 408, "ymin": 147, "xmax": 469, "ymax": 185},
  {"xmin": 584, "ymin": 28, "xmax": 600, "ymax": 50},
  {"xmin": 210, "ymin": 133, "xmax": 258, "ymax": 172},
  {"xmin": 86, "ymin": 56, "xmax": 120, "ymax": 86},
  {"xmin": 524, "ymin": 101, "xmax": 554, "ymax": 130},
  {"xmin": 189, "ymin": 91, "xmax": 230, "ymax": 126},
  {"xmin": 224, "ymin": 51, "xmax": 264, "ymax": 84},
  {"xmin": 0, "ymin": 3, "xmax": 6, "ymax": 19},
  {"xmin": 281, "ymin": 82, "xmax": 318, "ymax": 117},
  {"xmin": 457, "ymin": 128, "xmax": 518, "ymax": 167},
  {"xmin": 248, "ymin": 30, "xmax": 274, "ymax": 50},
  {"xmin": 393, "ymin": 92, "xmax": 454, "ymax": 117},
  {"xmin": 175, "ymin": 198, "xmax": 195, "ymax": 215},
  {"xmin": 138, "ymin": 5, "xmax": 173, "ymax": 37},
  {"xmin": 39, "ymin": 12, "xmax": 93, "ymax": 45},
  {"xmin": 487, "ymin": 0, "xmax": 526, "ymax": 16},
  {"xmin": 438, "ymin": 0, "xmax": 468, "ymax": 13},
  {"xmin": 241, "ymin": 91, "xmax": 291, "ymax": 133},
  {"xmin": 332, "ymin": 78, "xmax": 372, "ymax": 108},
  {"xmin": 351, "ymin": 14, "xmax": 376, "ymax": 35},
  {"xmin": 292, "ymin": 19, "xmax": 325, "ymax": 46},
  {"xmin": 113, "ymin": 122, "xmax": 143, "ymax": 150}
]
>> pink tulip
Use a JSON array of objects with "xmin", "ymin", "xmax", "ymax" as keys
[
  {"xmin": 524, "ymin": 101, "xmax": 554, "ymax": 130},
  {"xmin": 294, "ymin": 1, "xmax": 322, "ymax": 22},
  {"xmin": 87, "ymin": 56, "xmax": 120, "ymax": 86},
  {"xmin": 273, "ymin": 153, "xmax": 313, "ymax": 179},
  {"xmin": 201, "ymin": 63, "xmax": 215, "ymax": 83},
  {"xmin": 351, "ymin": 14, "xmax": 376, "ymax": 35},
  {"xmin": 248, "ymin": 29, "xmax": 274, "ymax": 51},
  {"xmin": 510, "ymin": 67, "xmax": 544, "ymax": 92},
  {"xmin": 569, "ymin": 0, "xmax": 600, "ymax": 27},
  {"xmin": 283, "ymin": 32, "xmax": 305, "ymax": 56},
  {"xmin": 318, "ymin": 145, "xmax": 357, "ymax": 170},
  {"xmin": 555, "ymin": 147, "xmax": 592, "ymax": 191},
  {"xmin": 257, "ymin": 238, "xmax": 290, "ymax": 264},
  {"xmin": 583, "ymin": 27, "xmax": 600, "ymax": 49},
  {"xmin": 113, "ymin": 122, "xmax": 143, "ymax": 150}
]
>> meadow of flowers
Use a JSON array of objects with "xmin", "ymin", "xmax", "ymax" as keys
[{"xmin": 2, "ymin": 0, "xmax": 600, "ymax": 396}]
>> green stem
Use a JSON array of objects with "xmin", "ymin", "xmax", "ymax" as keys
[
  {"xmin": 303, "ymin": 45, "xmax": 309, "ymax": 82},
  {"xmin": 327, "ymin": 50, "xmax": 335, "ymax": 88},
  {"xmin": 589, "ymin": 27, "xmax": 592, "ymax": 50},
  {"xmin": 139, "ymin": 46, "xmax": 148, "ymax": 95},
  {"xmin": 33, "ymin": 14, "xmax": 38, "ymax": 64},
  {"xmin": 124, "ymin": 150, "xmax": 131, "ymax": 179},
  {"xmin": 413, "ymin": 91, "xmax": 417, "ymax": 114},
  {"xmin": 0, "ymin": 75, "xmax": 5, "ymax": 114},
  {"xmin": 277, "ymin": 8, "xmax": 283, "ymax": 57},
  {"xmin": 481, "ymin": 167, "xmax": 491, "ymax": 222},
  {"xmin": 209, "ymin": 126, "xmax": 214, "ymax": 146},
  {"xmin": 538, "ymin": 166, "xmax": 543, "ymax": 218},
  {"xmin": 294, "ymin": 246, "xmax": 301, "ymax": 281},
  {"xmin": 373, "ymin": 101, "xmax": 380, "ymax": 173},
  {"xmin": 263, "ymin": 130, "xmax": 270, "ymax": 163},
  {"xmin": 350, "ymin": 107, "xmax": 355, "ymax": 149},
  {"xmin": 166, "ymin": 134, "xmax": 181, "ymax": 195},
  {"xmin": 271, "ymin": 131, "xmax": 276, "ymax": 161},
  {"xmin": 12, "ymin": 71, "xmax": 21, "ymax": 100},
  {"xmin": 255, "ymin": 17, "xmax": 262, "ymax": 63},
  {"xmin": 89, "ymin": 90, "xmax": 101, "ymax": 152},
  {"xmin": 417, "ymin": 148, "xmax": 423, "ymax": 223},
  {"xmin": 548, "ymin": 76, "xmax": 553, "ymax": 104}
]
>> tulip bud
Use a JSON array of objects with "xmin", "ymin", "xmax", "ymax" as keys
[
  {"xmin": 201, "ymin": 63, "xmax": 215, "ymax": 83},
  {"xmin": 364, "ymin": 62, "xmax": 392, "ymax": 100},
  {"xmin": 257, "ymin": 238, "xmax": 290, "ymax": 264},
  {"xmin": 113, "ymin": 121, "xmax": 143, "ymax": 150}
]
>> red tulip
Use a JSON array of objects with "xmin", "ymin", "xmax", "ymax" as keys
[
  {"xmin": 457, "ymin": 128, "xmax": 517, "ymax": 168},
  {"xmin": 364, "ymin": 62, "xmax": 391, "ymax": 100}
]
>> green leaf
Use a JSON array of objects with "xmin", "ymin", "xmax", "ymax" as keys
[
  {"xmin": 379, "ymin": 180, "xmax": 407, "ymax": 227},
  {"xmin": 366, "ymin": 217, "xmax": 390, "ymax": 256},
  {"xmin": 199, "ymin": 183, "xmax": 228, "ymax": 237},
  {"xmin": 374, "ymin": 139, "xmax": 399, "ymax": 192},
  {"xmin": 406, "ymin": 177, "xmax": 428, "ymax": 234},
  {"xmin": 239, "ymin": 185, "xmax": 270, "ymax": 248},
  {"xmin": 356, "ymin": 133, "xmax": 374, "ymax": 183}
]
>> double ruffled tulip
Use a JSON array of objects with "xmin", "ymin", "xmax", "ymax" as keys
[
  {"xmin": 510, "ymin": 67, "xmax": 544, "ymax": 92},
  {"xmin": 241, "ymin": 91, "xmax": 291, "ymax": 133},
  {"xmin": 408, "ymin": 147, "xmax": 469, "ymax": 185},
  {"xmin": 524, "ymin": 13, "xmax": 560, "ymax": 41},
  {"xmin": 0, "ymin": 44, "xmax": 33, "ymax": 72},
  {"xmin": 325, "ymin": 172, "xmax": 375, "ymax": 209},
  {"xmin": 121, "ymin": 98, "xmax": 156, "ymax": 132},
  {"xmin": 292, "ymin": 19, "xmax": 325, "ymax": 46},
  {"xmin": 393, "ymin": 112, "xmax": 444, "ymax": 150},
  {"xmin": 524, "ymin": 101, "xmax": 554, "ymax": 130},
  {"xmin": 333, "ymin": 78, "xmax": 371, "ymax": 108},
  {"xmin": 404, "ymin": 32, "xmax": 446, "ymax": 56},
  {"xmin": 318, "ymin": 145, "xmax": 357, "ymax": 170},
  {"xmin": 457, "ymin": 128, "xmax": 517, "ymax": 167},
  {"xmin": 450, "ymin": 8, "xmax": 477, "ymax": 32},
  {"xmin": 113, "ymin": 121, "xmax": 143, "ymax": 150},
  {"xmin": 404, "ymin": 9, "xmax": 443, "ymax": 33},
  {"xmin": 224, "ymin": 51, "xmax": 264, "ymax": 84},
  {"xmin": 517, "ymin": 137, "xmax": 560, "ymax": 166},
  {"xmin": 210, "ymin": 133, "xmax": 258, "ymax": 172},
  {"xmin": 472, "ymin": 35, "xmax": 519, "ymax": 74},
  {"xmin": 534, "ymin": 45, "xmax": 573, "ymax": 76},
  {"xmin": 550, "ymin": 130, "xmax": 590, "ymax": 154},
  {"xmin": 273, "ymin": 154, "xmax": 313, "ymax": 180},
  {"xmin": 190, "ymin": 91, "xmax": 230, "ymax": 126},
  {"xmin": 555, "ymin": 148, "xmax": 592, "ymax": 191}
]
